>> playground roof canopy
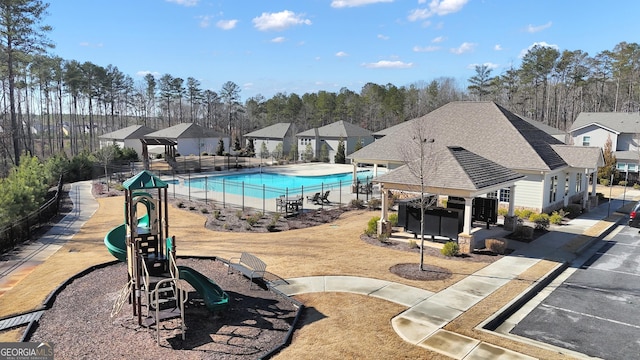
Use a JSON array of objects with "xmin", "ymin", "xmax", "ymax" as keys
[{"xmin": 123, "ymin": 170, "xmax": 169, "ymax": 190}]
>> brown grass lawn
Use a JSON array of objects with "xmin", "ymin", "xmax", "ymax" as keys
[{"xmin": 1, "ymin": 188, "xmax": 615, "ymax": 358}]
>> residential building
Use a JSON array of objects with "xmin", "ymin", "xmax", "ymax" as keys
[
  {"xmin": 244, "ymin": 123, "xmax": 297, "ymax": 160},
  {"xmin": 570, "ymin": 112, "xmax": 640, "ymax": 182},
  {"xmin": 349, "ymin": 101, "xmax": 603, "ymax": 216},
  {"xmin": 99, "ymin": 125, "xmax": 156, "ymax": 157},
  {"xmin": 296, "ymin": 120, "xmax": 374, "ymax": 163}
]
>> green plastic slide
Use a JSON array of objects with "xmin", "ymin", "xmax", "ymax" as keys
[{"xmin": 177, "ymin": 266, "xmax": 230, "ymax": 312}]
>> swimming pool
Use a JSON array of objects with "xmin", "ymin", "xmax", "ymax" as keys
[{"xmin": 187, "ymin": 170, "xmax": 374, "ymax": 199}]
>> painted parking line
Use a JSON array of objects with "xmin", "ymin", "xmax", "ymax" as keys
[{"xmin": 541, "ymin": 303, "xmax": 640, "ymax": 330}]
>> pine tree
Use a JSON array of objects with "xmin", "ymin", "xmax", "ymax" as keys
[
  {"xmin": 335, "ymin": 139, "xmax": 346, "ymax": 164},
  {"xmin": 216, "ymin": 139, "xmax": 225, "ymax": 156}
]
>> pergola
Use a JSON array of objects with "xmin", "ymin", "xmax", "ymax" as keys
[
  {"xmin": 140, "ymin": 138, "xmax": 177, "ymax": 170},
  {"xmin": 358, "ymin": 146, "xmax": 525, "ymax": 251}
]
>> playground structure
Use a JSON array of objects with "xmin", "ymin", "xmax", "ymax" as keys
[{"xmin": 104, "ymin": 170, "xmax": 229, "ymax": 343}]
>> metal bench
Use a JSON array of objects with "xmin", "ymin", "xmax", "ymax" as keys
[{"xmin": 227, "ymin": 252, "xmax": 267, "ymax": 289}]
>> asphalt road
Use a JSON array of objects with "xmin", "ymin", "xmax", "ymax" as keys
[{"xmin": 511, "ymin": 224, "xmax": 640, "ymax": 359}]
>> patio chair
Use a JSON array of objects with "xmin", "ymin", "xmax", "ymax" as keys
[
  {"xmin": 307, "ymin": 192, "xmax": 321, "ymax": 204},
  {"xmin": 320, "ymin": 190, "xmax": 331, "ymax": 204}
]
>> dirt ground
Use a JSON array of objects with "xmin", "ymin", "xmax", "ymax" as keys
[{"xmin": 1, "ymin": 184, "xmax": 626, "ymax": 359}]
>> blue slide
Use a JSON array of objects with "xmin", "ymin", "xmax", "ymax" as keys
[{"xmin": 178, "ymin": 266, "xmax": 230, "ymax": 312}]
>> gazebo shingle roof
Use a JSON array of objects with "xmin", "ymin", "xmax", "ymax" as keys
[
  {"xmin": 349, "ymin": 101, "xmax": 567, "ymax": 172},
  {"xmin": 375, "ymin": 146, "xmax": 525, "ymax": 193}
]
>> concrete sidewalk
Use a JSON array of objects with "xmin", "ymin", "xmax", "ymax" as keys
[
  {"xmin": 271, "ymin": 192, "xmax": 639, "ymax": 359},
  {"xmin": 0, "ymin": 181, "xmax": 97, "ymax": 299}
]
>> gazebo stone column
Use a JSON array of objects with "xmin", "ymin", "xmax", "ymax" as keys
[
  {"xmin": 504, "ymin": 184, "xmax": 518, "ymax": 231},
  {"xmin": 377, "ymin": 186, "xmax": 392, "ymax": 236},
  {"xmin": 457, "ymin": 197, "xmax": 474, "ymax": 254}
]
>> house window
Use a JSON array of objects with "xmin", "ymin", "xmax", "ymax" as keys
[
  {"xmin": 576, "ymin": 173, "xmax": 582, "ymax": 193},
  {"xmin": 629, "ymin": 164, "xmax": 638, "ymax": 172},
  {"xmin": 549, "ymin": 175, "xmax": 558, "ymax": 202},
  {"xmin": 486, "ymin": 191, "xmax": 497, "ymax": 199},
  {"xmin": 582, "ymin": 136, "xmax": 590, "ymax": 146},
  {"xmin": 499, "ymin": 188, "xmax": 510, "ymax": 202},
  {"xmin": 617, "ymin": 162, "xmax": 626, "ymax": 171},
  {"xmin": 565, "ymin": 174, "xmax": 570, "ymax": 196}
]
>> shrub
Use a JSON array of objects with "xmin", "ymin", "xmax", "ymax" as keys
[
  {"xmin": 441, "ymin": 241, "xmax": 459, "ymax": 257},
  {"xmin": 177, "ymin": 202, "xmax": 185, "ymax": 208},
  {"xmin": 189, "ymin": 206, "xmax": 196, "ymax": 211},
  {"xmin": 246, "ymin": 215, "xmax": 259, "ymax": 227},
  {"xmin": 364, "ymin": 216, "xmax": 380, "ymax": 236},
  {"xmin": 213, "ymin": 210, "xmax": 221, "ymax": 220},
  {"xmin": 215, "ymin": 166, "xmax": 222, "ymax": 171},
  {"xmin": 549, "ymin": 212, "xmax": 563, "ymax": 225},
  {"xmin": 564, "ymin": 204, "xmax": 581, "ymax": 218},
  {"xmin": 388, "ymin": 213, "xmax": 398, "ymax": 227},
  {"xmin": 378, "ymin": 233, "xmax": 390, "ymax": 244},
  {"xmin": 486, "ymin": 238, "xmax": 508, "ymax": 255},
  {"xmin": 498, "ymin": 207, "xmax": 508, "ymax": 217},
  {"xmin": 529, "ymin": 213, "xmax": 550, "ymax": 230},
  {"xmin": 367, "ymin": 198, "xmax": 381, "ymax": 210},
  {"xmin": 634, "ymin": 183, "xmax": 640, "ymax": 190},
  {"xmin": 236, "ymin": 210, "xmax": 244, "ymax": 219},
  {"xmin": 515, "ymin": 209, "xmax": 533, "ymax": 220},
  {"xmin": 350, "ymin": 199, "xmax": 365, "ymax": 209},
  {"xmin": 200, "ymin": 208, "xmax": 209, "ymax": 214},
  {"xmin": 599, "ymin": 178, "xmax": 610, "ymax": 186},
  {"xmin": 619, "ymin": 180, "xmax": 628, "ymax": 187},
  {"xmin": 408, "ymin": 239, "xmax": 418, "ymax": 249}
]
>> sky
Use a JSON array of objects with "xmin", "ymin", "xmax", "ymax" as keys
[{"xmin": 46, "ymin": 0, "xmax": 640, "ymax": 101}]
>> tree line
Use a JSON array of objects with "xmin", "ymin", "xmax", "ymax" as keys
[{"xmin": 1, "ymin": 1, "xmax": 639, "ymax": 176}]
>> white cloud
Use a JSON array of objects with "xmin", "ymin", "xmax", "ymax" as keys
[
  {"xmin": 331, "ymin": 0, "xmax": 393, "ymax": 8},
  {"xmin": 450, "ymin": 42, "xmax": 476, "ymax": 54},
  {"xmin": 408, "ymin": 0, "xmax": 468, "ymax": 21},
  {"xmin": 216, "ymin": 19, "xmax": 238, "ymax": 30},
  {"xmin": 166, "ymin": 0, "xmax": 198, "ymax": 6},
  {"xmin": 335, "ymin": 51, "xmax": 349, "ymax": 57},
  {"xmin": 136, "ymin": 70, "xmax": 161, "ymax": 77},
  {"xmin": 526, "ymin": 21, "xmax": 552, "ymax": 33},
  {"xmin": 79, "ymin": 41, "xmax": 103, "ymax": 48},
  {"xmin": 432, "ymin": 36, "xmax": 445, "ymax": 43},
  {"xmin": 413, "ymin": 45, "xmax": 439, "ymax": 52},
  {"xmin": 271, "ymin": 36, "xmax": 286, "ymax": 43},
  {"xmin": 494, "ymin": 44, "xmax": 502, "ymax": 51},
  {"xmin": 518, "ymin": 41, "xmax": 559, "ymax": 58},
  {"xmin": 197, "ymin": 15, "xmax": 212, "ymax": 28},
  {"xmin": 377, "ymin": 34, "xmax": 390, "ymax": 40},
  {"xmin": 252, "ymin": 10, "xmax": 311, "ymax": 31},
  {"xmin": 362, "ymin": 60, "xmax": 414, "ymax": 69}
]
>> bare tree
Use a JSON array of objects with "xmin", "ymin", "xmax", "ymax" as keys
[{"xmin": 399, "ymin": 120, "xmax": 441, "ymax": 271}]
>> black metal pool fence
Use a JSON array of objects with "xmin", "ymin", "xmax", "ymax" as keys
[{"xmin": 168, "ymin": 173, "xmax": 376, "ymax": 213}]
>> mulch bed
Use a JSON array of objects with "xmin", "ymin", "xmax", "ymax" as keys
[{"xmin": 29, "ymin": 258, "xmax": 298, "ymax": 360}]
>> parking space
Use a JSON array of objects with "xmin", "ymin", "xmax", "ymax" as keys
[{"xmin": 510, "ymin": 225, "xmax": 640, "ymax": 359}]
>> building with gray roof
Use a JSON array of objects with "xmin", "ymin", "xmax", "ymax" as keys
[
  {"xmin": 244, "ymin": 123, "xmax": 297, "ymax": 160},
  {"xmin": 99, "ymin": 125, "xmax": 156, "ymax": 157},
  {"xmin": 570, "ymin": 112, "xmax": 640, "ymax": 182},
  {"xmin": 349, "ymin": 102, "xmax": 603, "ymax": 237},
  {"xmin": 296, "ymin": 120, "xmax": 373, "ymax": 163}
]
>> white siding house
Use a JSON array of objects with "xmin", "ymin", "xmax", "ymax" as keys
[
  {"xmin": 144, "ymin": 123, "xmax": 230, "ymax": 156},
  {"xmin": 98, "ymin": 125, "xmax": 156, "ymax": 157},
  {"xmin": 349, "ymin": 101, "xmax": 604, "ymax": 214},
  {"xmin": 570, "ymin": 112, "xmax": 640, "ymax": 182},
  {"xmin": 296, "ymin": 121, "xmax": 374, "ymax": 163},
  {"xmin": 244, "ymin": 123, "xmax": 297, "ymax": 160}
]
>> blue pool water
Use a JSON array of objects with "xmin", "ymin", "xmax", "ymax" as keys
[{"xmin": 187, "ymin": 170, "xmax": 374, "ymax": 199}]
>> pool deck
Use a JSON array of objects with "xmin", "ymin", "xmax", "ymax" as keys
[{"xmin": 161, "ymin": 163, "xmax": 385, "ymax": 213}]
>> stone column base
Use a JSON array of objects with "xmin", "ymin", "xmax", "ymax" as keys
[
  {"xmin": 377, "ymin": 220, "xmax": 392, "ymax": 236},
  {"xmin": 503, "ymin": 215, "xmax": 518, "ymax": 232},
  {"xmin": 457, "ymin": 233, "xmax": 473, "ymax": 254}
]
